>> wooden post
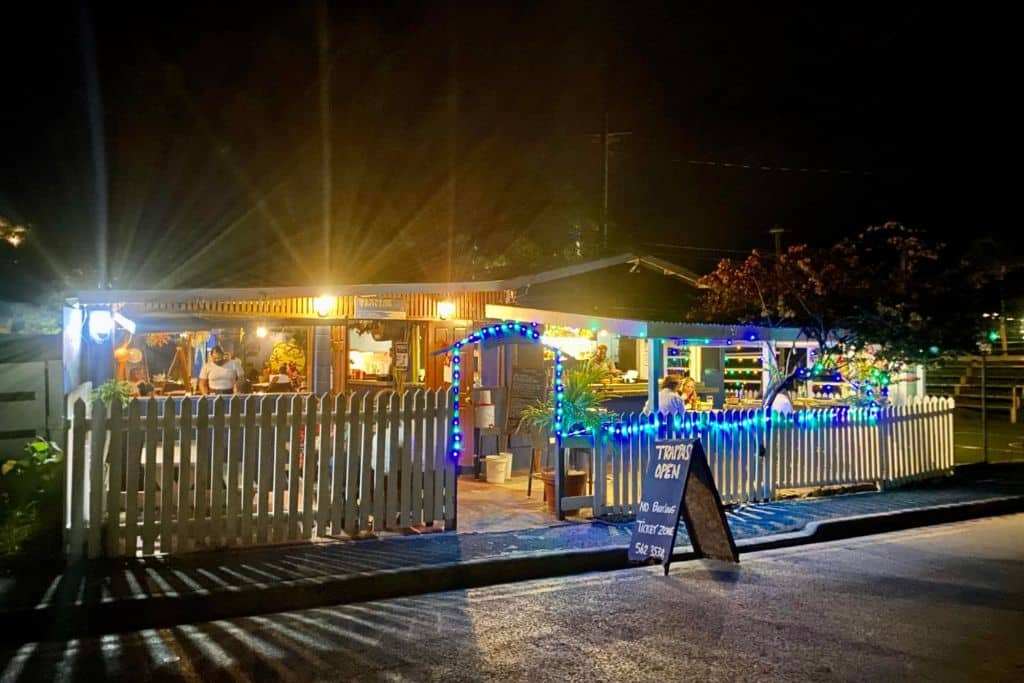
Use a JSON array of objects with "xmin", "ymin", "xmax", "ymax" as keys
[
  {"xmin": 554, "ymin": 436, "xmax": 564, "ymax": 520},
  {"xmin": 647, "ymin": 339, "xmax": 664, "ymax": 412},
  {"xmin": 105, "ymin": 400, "xmax": 124, "ymax": 556},
  {"xmin": 331, "ymin": 324, "xmax": 348, "ymax": 395},
  {"xmin": 142, "ymin": 399, "xmax": 159, "ymax": 554},
  {"xmin": 159, "ymin": 399, "xmax": 175, "ymax": 553},
  {"xmin": 68, "ymin": 399, "xmax": 87, "ymax": 560}
]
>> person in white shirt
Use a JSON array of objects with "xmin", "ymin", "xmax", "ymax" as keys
[
  {"xmin": 770, "ymin": 381, "xmax": 795, "ymax": 414},
  {"xmin": 199, "ymin": 345, "xmax": 243, "ymax": 396},
  {"xmin": 643, "ymin": 375, "xmax": 687, "ymax": 415}
]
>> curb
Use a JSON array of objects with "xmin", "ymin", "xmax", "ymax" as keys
[{"xmin": 4, "ymin": 495, "xmax": 1023, "ymax": 647}]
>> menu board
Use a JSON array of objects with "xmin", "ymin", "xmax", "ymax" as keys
[
  {"xmin": 505, "ymin": 367, "xmax": 547, "ymax": 435},
  {"xmin": 629, "ymin": 439, "xmax": 693, "ymax": 572},
  {"xmin": 629, "ymin": 438, "xmax": 737, "ymax": 574}
]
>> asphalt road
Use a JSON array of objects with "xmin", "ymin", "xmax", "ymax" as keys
[{"xmin": 4, "ymin": 515, "xmax": 1024, "ymax": 682}]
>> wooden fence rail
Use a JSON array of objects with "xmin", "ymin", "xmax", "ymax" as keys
[
  {"xmin": 589, "ymin": 396, "xmax": 955, "ymax": 517},
  {"xmin": 64, "ymin": 388, "xmax": 455, "ymax": 560}
]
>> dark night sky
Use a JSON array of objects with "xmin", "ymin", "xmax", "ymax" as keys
[{"xmin": 0, "ymin": 2, "xmax": 1011, "ymax": 299}]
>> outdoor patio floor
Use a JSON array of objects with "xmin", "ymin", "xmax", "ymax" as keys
[{"xmin": 455, "ymin": 473, "xmax": 566, "ymax": 533}]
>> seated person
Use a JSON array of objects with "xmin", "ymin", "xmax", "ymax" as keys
[
  {"xmin": 643, "ymin": 375, "xmax": 686, "ymax": 414},
  {"xmin": 680, "ymin": 376, "xmax": 699, "ymax": 410},
  {"xmin": 268, "ymin": 364, "xmax": 294, "ymax": 391},
  {"xmin": 770, "ymin": 380, "xmax": 795, "ymax": 414},
  {"xmin": 127, "ymin": 366, "xmax": 152, "ymax": 398}
]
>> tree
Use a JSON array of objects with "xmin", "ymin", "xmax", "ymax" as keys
[{"xmin": 694, "ymin": 223, "xmax": 987, "ymax": 406}]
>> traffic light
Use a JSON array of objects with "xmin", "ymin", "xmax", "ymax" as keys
[{"xmin": 988, "ymin": 330, "xmax": 1000, "ymax": 343}]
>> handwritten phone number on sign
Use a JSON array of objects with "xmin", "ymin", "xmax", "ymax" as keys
[{"xmin": 632, "ymin": 542, "xmax": 665, "ymax": 560}]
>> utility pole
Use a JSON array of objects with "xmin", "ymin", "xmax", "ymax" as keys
[
  {"xmin": 592, "ymin": 113, "xmax": 631, "ymax": 254},
  {"xmin": 769, "ymin": 225, "xmax": 785, "ymax": 256}
]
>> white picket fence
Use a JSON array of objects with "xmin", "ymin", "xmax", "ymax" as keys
[
  {"xmin": 590, "ymin": 396, "xmax": 955, "ymax": 517},
  {"xmin": 64, "ymin": 389, "xmax": 456, "ymax": 559}
]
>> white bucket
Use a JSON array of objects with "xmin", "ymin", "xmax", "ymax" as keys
[
  {"xmin": 474, "ymin": 389, "xmax": 495, "ymax": 428},
  {"xmin": 498, "ymin": 451, "xmax": 513, "ymax": 479},
  {"xmin": 484, "ymin": 455, "xmax": 507, "ymax": 484}
]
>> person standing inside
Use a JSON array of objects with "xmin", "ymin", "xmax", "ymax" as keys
[
  {"xmin": 199, "ymin": 345, "xmax": 243, "ymax": 396},
  {"xmin": 588, "ymin": 344, "xmax": 621, "ymax": 377}
]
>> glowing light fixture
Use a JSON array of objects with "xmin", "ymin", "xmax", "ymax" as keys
[
  {"xmin": 314, "ymin": 295, "xmax": 334, "ymax": 318},
  {"xmin": 437, "ymin": 300, "xmax": 456, "ymax": 320},
  {"xmin": 87, "ymin": 309, "xmax": 114, "ymax": 343},
  {"xmin": 256, "ymin": 326, "xmax": 268, "ymax": 338}
]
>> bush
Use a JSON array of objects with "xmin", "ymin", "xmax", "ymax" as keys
[{"xmin": 0, "ymin": 438, "xmax": 63, "ymax": 567}]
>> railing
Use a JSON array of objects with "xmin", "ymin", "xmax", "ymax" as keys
[
  {"xmin": 589, "ymin": 396, "xmax": 955, "ymax": 517},
  {"xmin": 64, "ymin": 389, "xmax": 455, "ymax": 560}
]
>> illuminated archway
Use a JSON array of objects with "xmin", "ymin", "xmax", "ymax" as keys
[{"xmin": 446, "ymin": 321, "xmax": 565, "ymax": 461}]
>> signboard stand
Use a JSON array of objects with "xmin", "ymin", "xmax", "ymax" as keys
[
  {"xmin": 504, "ymin": 366, "xmax": 547, "ymax": 436},
  {"xmin": 628, "ymin": 438, "xmax": 738, "ymax": 574}
]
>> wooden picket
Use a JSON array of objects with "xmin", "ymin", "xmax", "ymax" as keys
[
  {"xmin": 63, "ymin": 387, "xmax": 455, "ymax": 559},
  {"xmin": 587, "ymin": 398, "xmax": 955, "ymax": 517},
  {"xmin": 63, "ymin": 390, "xmax": 948, "ymax": 560}
]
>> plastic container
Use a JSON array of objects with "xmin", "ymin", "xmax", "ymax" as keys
[
  {"xmin": 484, "ymin": 455, "xmax": 507, "ymax": 484},
  {"xmin": 498, "ymin": 451, "xmax": 514, "ymax": 479},
  {"xmin": 474, "ymin": 389, "xmax": 496, "ymax": 429}
]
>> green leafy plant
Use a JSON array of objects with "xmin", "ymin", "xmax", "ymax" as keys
[
  {"xmin": 2, "ymin": 437, "xmax": 63, "ymax": 505},
  {"xmin": 518, "ymin": 364, "xmax": 616, "ymax": 438},
  {"xmin": 1, "ymin": 438, "xmax": 64, "ymax": 562},
  {"xmin": 91, "ymin": 378, "xmax": 133, "ymax": 409}
]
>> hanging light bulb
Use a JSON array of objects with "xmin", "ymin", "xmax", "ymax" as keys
[
  {"xmin": 437, "ymin": 300, "xmax": 456, "ymax": 320},
  {"xmin": 88, "ymin": 309, "xmax": 114, "ymax": 343},
  {"xmin": 314, "ymin": 295, "xmax": 334, "ymax": 318}
]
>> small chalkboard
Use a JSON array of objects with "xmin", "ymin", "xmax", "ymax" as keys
[
  {"xmin": 629, "ymin": 438, "xmax": 738, "ymax": 574},
  {"xmin": 506, "ymin": 366, "xmax": 547, "ymax": 435},
  {"xmin": 393, "ymin": 341, "xmax": 409, "ymax": 371}
]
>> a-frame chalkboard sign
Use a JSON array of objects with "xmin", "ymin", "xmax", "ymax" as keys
[{"xmin": 628, "ymin": 437, "xmax": 738, "ymax": 574}]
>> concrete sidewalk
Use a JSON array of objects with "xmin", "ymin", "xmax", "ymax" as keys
[{"xmin": 3, "ymin": 464, "xmax": 1023, "ymax": 645}]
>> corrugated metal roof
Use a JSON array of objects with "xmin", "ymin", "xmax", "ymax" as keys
[{"xmin": 70, "ymin": 253, "xmax": 703, "ymax": 306}]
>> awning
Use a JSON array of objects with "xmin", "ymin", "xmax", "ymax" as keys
[{"xmin": 485, "ymin": 304, "xmax": 808, "ymax": 345}]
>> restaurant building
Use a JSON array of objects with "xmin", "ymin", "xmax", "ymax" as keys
[{"xmin": 62, "ymin": 254, "xmax": 833, "ymax": 475}]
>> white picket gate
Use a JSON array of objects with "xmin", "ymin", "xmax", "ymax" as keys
[
  {"xmin": 64, "ymin": 388, "xmax": 456, "ymax": 560},
  {"xmin": 590, "ymin": 396, "xmax": 955, "ymax": 517}
]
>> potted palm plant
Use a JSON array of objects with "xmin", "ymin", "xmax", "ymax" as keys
[{"xmin": 518, "ymin": 364, "xmax": 616, "ymax": 511}]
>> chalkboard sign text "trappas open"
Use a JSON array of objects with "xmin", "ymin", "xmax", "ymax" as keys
[
  {"xmin": 652, "ymin": 442, "xmax": 692, "ymax": 480},
  {"xmin": 628, "ymin": 437, "xmax": 738, "ymax": 573}
]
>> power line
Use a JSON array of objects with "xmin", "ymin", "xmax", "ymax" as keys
[
  {"xmin": 642, "ymin": 242, "xmax": 752, "ymax": 254},
  {"xmin": 679, "ymin": 159, "xmax": 873, "ymax": 176}
]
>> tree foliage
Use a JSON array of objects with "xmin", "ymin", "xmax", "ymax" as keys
[{"xmin": 694, "ymin": 223, "xmax": 990, "ymax": 403}]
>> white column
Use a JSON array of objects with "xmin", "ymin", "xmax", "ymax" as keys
[{"xmin": 647, "ymin": 338, "xmax": 664, "ymax": 411}]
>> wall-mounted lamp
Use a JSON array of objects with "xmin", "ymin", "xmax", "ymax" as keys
[
  {"xmin": 437, "ymin": 300, "xmax": 456, "ymax": 320},
  {"xmin": 314, "ymin": 295, "xmax": 334, "ymax": 318},
  {"xmin": 87, "ymin": 309, "xmax": 114, "ymax": 343}
]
